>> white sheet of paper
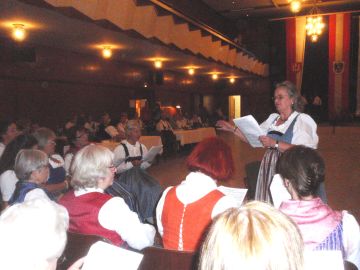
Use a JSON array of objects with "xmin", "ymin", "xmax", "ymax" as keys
[
  {"xmin": 81, "ymin": 241, "xmax": 144, "ymax": 270},
  {"xmin": 233, "ymin": 115, "xmax": 265, "ymax": 148},
  {"xmin": 218, "ymin": 186, "xmax": 247, "ymax": 206},
  {"xmin": 142, "ymin": 145, "xmax": 163, "ymax": 162},
  {"xmin": 270, "ymin": 174, "xmax": 291, "ymax": 209},
  {"xmin": 304, "ymin": 250, "xmax": 344, "ymax": 270}
]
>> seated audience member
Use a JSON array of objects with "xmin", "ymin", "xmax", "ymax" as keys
[
  {"xmin": 175, "ymin": 113, "xmax": 189, "ymax": 129},
  {"xmin": 111, "ymin": 120, "xmax": 162, "ymax": 221},
  {"xmin": 198, "ymin": 104, "xmax": 209, "ymax": 126},
  {"xmin": 129, "ymin": 110, "xmax": 144, "ymax": 130},
  {"xmin": 0, "ymin": 198, "xmax": 69, "ymax": 270},
  {"xmin": 9, "ymin": 149, "xmax": 54, "ymax": 205},
  {"xmin": 16, "ymin": 118, "xmax": 32, "ymax": 134},
  {"xmin": 189, "ymin": 113, "xmax": 203, "ymax": 128},
  {"xmin": 59, "ymin": 145, "xmax": 155, "ymax": 250},
  {"xmin": 116, "ymin": 112, "xmax": 128, "ymax": 140},
  {"xmin": 140, "ymin": 101, "xmax": 152, "ymax": 129},
  {"xmin": 33, "ymin": 128, "xmax": 69, "ymax": 195},
  {"xmin": 156, "ymin": 137, "xmax": 238, "ymax": 251},
  {"xmin": 156, "ymin": 112, "xmax": 173, "ymax": 132},
  {"xmin": 277, "ymin": 146, "xmax": 360, "ymax": 269},
  {"xmin": 83, "ymin": 114, "xmax": 99, "ymax": 136},
  {"xmin": 199, "ymin": 201, "xmax": 304, "ymax": 270},
  {"xmin": 96, "ymin": 112, "xmax": 113, "ymax": 141},
  {"xmin": 64, "ymin": 113, "xmax": 78, "ymax": 140},
  {"xmin": 64, "ymin": 127, "xmax": 90, "ymax": 175},
  {"xmin": 0, "ymin": 134, "xmax": 38, "ymax": 208},
  {"xmin": 156, "ymin": 112, "xmax": 177, "ymax": 156},
  {"xmin": 0, "ymin": 120, "xmax": 18, "ymax": 158}
]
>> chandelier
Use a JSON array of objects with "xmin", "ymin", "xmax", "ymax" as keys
[{"xmin": 305, "ymin": 1, "xmax": 325, "ymax": 42}]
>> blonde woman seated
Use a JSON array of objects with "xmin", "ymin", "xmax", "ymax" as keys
[
  {"xmin": 277, "ymin": 146, "xmax": 360, "ymax": 269},
  {"xmin": 9, "ymin": 149, "xmax": 55, "ymax": 205},
  {"xmin": 59, "ymin": 144, "xmax": 155, "ymax": 250},
  {"xmin": 0, "ymin": 198, "xmax": 69, "ymax": 270},
  {"xmin": 199, "ymin": 201, "xmax": 304, "ymax": 270},
  {"xmin": 156, "ymin": 137, "xmax": 238, "ymax": 251}
]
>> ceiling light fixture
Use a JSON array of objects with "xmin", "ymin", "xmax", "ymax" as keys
[
  {"xmin": 102, "ymin": 46, "xmax": 112, "ymax": 59},
  {"xmin": 212, "ymin": 74, "xmax": 218, "ymax": 80},
  {"xmin": 154, "ymin": 60, "xmax": 162, "ymax": 69},
  {"xmin": 289, "ymin": 0, "xmax": 302, "ymax": 13},
  {"xmin": 229, "ymin": 77, "xmax": 236, "ymax": 84},
  {"xmin": 188, "ymin": 68, "xmax": 195, "ymax": 75},
  {"xmin": 12, "ymin": 24, "xmax": 26, "ymax": 42},
  {"xmin": 305, "ymin": 1, "xmax": 325, "ymax": 42}
]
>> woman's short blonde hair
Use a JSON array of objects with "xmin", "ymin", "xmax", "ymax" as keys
[
  {"xmin": 199, "ymin": 201, "xmax": 304, "ymax": 270},
  {"xmin": 70, "ymin": 144, "xmax": 114, "ymax": 190},
  {"xmin": 14, "ymin": 149, "xmax": 49, "ymax": 181},
  {"xmin": 33, "ymin": 127, "xmax": 56, "ymax": 149},
  {"xmin": 0, "ymin": 198, "xmax": 69, "ymax": 270}
]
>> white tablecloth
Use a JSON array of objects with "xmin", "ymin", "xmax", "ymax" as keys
[{"xmin": 173, "ymin": 127, "xmax": 216, "ymax": 146}]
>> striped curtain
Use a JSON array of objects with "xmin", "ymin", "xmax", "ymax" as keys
[
  {"xmin": 328, "ymin": 13, "xmax": 351, "ymax": 120},
  {"xmin": 286, "ymin": 17, "xmax": 306, "ymax": 93}
]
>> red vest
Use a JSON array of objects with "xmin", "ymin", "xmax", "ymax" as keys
[
  {"xmin": 59, "ymin": 191, "xmax": 124, "ymax": 246},
  {"xmin": 161, "ymin": 187, "xmax": 224, "ymax": 251}
]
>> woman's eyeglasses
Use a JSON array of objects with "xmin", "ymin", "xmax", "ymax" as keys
[
  {"xmin": 272, "ymin": 95, "xmax": 288, "ymax": 101},
  {"xmin": 108, "ymin": 165, "xmax": 116, "ymax": 173}
]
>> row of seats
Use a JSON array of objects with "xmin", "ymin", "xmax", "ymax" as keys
[
  {"xmin": 58, "ymin": 232, "xmax": 198, "ymax": 270},
  {"xmin": 58, "ymin": 232, "xmax": 358, "ymax": 270}
]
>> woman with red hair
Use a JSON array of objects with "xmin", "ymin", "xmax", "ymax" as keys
[{"xmin": 156, "ymin": 137, "xmax": 238, "ymax": 252}]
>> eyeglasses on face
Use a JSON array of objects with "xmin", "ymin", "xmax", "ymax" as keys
[
  {"xmin": 108, "ymin": 165, "xmax": 116, "ymax": 172},
  {"xmin": 272, "ymin": 95, "xmax": 289, "ymax": 101}
]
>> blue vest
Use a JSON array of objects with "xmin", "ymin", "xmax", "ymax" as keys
[
  {"xmin": 9, "ymin": 181, "xmax": 55, "ymax": 205},
  {"xmin": 47, "ymin": 164, "xmax": 66, "ymax": 184},
  {"xmin": 267, "ymin": 114, "xmax": 300, "ymax": 144}
]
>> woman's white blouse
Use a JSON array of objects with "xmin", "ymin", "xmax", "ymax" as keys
[{"xmin": 260, "ymin": 111, "xmax": 319, "ymax": 149}]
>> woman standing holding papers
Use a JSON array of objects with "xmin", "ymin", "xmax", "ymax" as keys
[{"xmin": 217, "ymin": 81, "xmax": 318, "ymax": 203}]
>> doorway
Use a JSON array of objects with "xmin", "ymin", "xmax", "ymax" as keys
[{"xmin": 228, "ymin": 95, "xmax": 241, "ymax": 121}]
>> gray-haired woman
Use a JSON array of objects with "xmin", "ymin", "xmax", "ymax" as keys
[
  {"xmin": 59, "ymin": 144, "xmax": 155, "ymax": 250},
  {"xmin": 9, "ymin": 149, "xmax": 55, "ymax": 205},
  {"xmin": 217, "ymin": 81, "xmax": 319, "ymax": 204}
]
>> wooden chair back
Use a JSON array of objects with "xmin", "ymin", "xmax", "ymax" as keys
[
  {"xmin": 57, "ymin": 232, "xmax": 108, "ymax": 270},
  {"xmin": 138, "ymin": 246, "xmax": 198, "ymax": 270}
]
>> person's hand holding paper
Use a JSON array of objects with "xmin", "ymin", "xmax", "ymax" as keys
[{"xmin": 233, "ymin": 115, "xmax": 265, "ymax": 148}]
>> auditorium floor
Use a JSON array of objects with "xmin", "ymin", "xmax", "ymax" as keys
[{"xmin": 148, "ymin": 127, "xmax": 360, "ymax": 222}]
